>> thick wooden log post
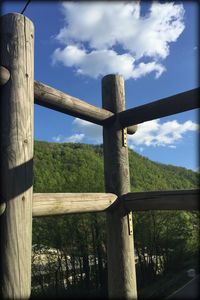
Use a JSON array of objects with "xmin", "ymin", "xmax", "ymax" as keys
[
  {"xmin": 0, "ymin": 13, "xmax": 34, "ymax": 299},
  {"xmin": 102, "ymin": 75, "xmax": 137, "ymax": 299}
]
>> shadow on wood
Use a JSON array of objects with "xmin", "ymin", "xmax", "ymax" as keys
[{"xmin": 0, "ymin": 159, "xmax": 33, "ymax": 204}]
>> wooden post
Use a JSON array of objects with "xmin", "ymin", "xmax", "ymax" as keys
[
  {"xmin": 0, "ymin": 13, "xmax": 34, "ymax": 299},
  {"xmin": 102, "ymin": 75, "xmax": 137, "ymax": 299}
]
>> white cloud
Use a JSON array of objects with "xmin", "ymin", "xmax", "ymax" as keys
[
  {"xmin": 129, "ymin": 119, "xmax": 199, "ymax": 148},
  {"xmin": 169, "ymin": 145, "xmax": 176, "ymax": 149},
  {"xmin": 52, "ymin": 118, "xmax": 198, "ymax": 149},
  {"xmin": 52, "ymin": 1, "xmax": 185, "ymax": 80},
  {"xmin": 52, "ymin": 46, "xmax": 165, "ymax": 79},
  {"xmin": 52, "ymin": 118, "xmax": 102, "ymax": 144},
  {"xmin": 52, "ymin": 135, "xmax": 62, "ymax": 142},
  {"xmin": 52, "ymin": 133, "xmax": 85, "ymax": 143},
  {"xmin": 73, "ymin": 118, "xmax": 102, "ymax": 143},
  {"xmin": 65, "ymin": 133, "xmax": 85, "ymax": 143}
]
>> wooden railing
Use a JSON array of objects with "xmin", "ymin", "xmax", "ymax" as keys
[
  {"xmin": 32, "ymin": 189, "xmax": 199, "ymax": 217},
  {"xmin": 0, "ymin": 13, "xmax": 199, "ymax": 300}
]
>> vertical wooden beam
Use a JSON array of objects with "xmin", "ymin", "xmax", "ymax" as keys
[
  {"xmin": 102, "ymin": 75, "xmax": 137, "ymax": 299},
  {"xmin": 0, "ymin": 13, "xmax": 34, "ymax": 299}
]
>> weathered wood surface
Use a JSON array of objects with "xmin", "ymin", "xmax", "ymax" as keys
[
  {"xmin": 0, "ymin": 65, "xmax": 10, "ymax": 85},
  {"xmin": 118, "ymin": 88, "xmax": 199, "ymax": 128},
  {"xmin": 121, "ymin": 189, "xmax": 200, "ymax": 211},
  {"xmin": 34, "ymin": 80, "xmax": 137, "ymax": 134},
  {"xmin": 0, "ymin": 13, "xmax": 34, "ymax": 299},
  {"xmin": 102, "ymin": 74, "xmax": 137, "ymax": 299},
  {"xmin": 128, "ymin": 124, "xmax": 137, "ymax": 135},
  {"xmin": 34, "ymin": 80, "xmax": 111, "ymax": 124},
  {"xmin": 33, "ymin": 193, "xmax": 117, "ymax": 217}
]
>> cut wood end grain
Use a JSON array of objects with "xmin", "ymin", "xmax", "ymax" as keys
[
  {"xmin": 0, "ymin": 66, "xmax": 10, "ymax": 85},
  {"xmin": 0, "ymin": 202, "xmax": 6, "ymax": 215}
]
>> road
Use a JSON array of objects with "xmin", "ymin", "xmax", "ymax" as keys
[{"xmin": 167, "ymin": 275, "xmax": 200, "ymax": 299}]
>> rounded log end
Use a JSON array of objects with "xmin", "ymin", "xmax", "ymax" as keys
[
  {"xmin": 0, "ymin": 12, "xmax": 32, "ymax": 21},
  {"xmin": 102, "ymin": 74, "xmax": 124, "ymax": 83},
  {"xmin": 0, "ymin": 202, "xmax": 6, "ymax": 216},
  {"xmin": 1, "ymin": 12, "xmax": 34, "ymax": 36},
  {"xmin": 0, "ymin": 66, "xmax": 10, "ymax": 86},
  {"xmin": 127, "ymin": 125, "xmax": 138, "ymax": 135}
]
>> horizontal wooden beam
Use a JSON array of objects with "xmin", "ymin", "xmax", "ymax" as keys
[
  {"xmin": 121, "ymin": 189, "xmax": 199, "ymax": 211},
  {"xmin": 32, "ymin": 189, "xmax": 199, "ymax": 217},
  {"xmin": 34, "ymin": 80, "xmax": 137, "ymax": 134},
  {"xmin": 118, "ymin": 88, "xmax": 199, "ymax": 128},
  {"xmin": 33, "ymin": 193, "xmax": 117, "ymax": 217},
  {"xmin": 34, "ymin": 80, "xmax": 111, "ymax": 125}
]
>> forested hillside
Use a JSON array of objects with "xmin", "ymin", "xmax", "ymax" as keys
[
  {"xmin": 32, "ymin": 141, "xmax": 199, "ymax": 299},
  {"xmin": 33, "ymin": 141, "xmax": 198, "ymax": 193}
]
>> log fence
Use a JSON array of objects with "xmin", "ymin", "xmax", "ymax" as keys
[{"xmin": 0, "ymin": 13, "xmax": 199, "ymax": 299}]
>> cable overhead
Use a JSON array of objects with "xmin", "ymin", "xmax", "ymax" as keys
[{"xmin": 21, "ymin": 0, "xmax": 31, "ymax": 15}]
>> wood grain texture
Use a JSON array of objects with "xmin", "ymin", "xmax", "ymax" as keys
[
  {"xmin": 118, "ymin": 88, "xmax": 199, "ymax": 128},
  {"xmin": 0, "ymin": 65, "xmax": 10, "ymax": 85},
  {"xmin": 33, "ymin": 193, "xmax": 117, "ymax": 217},
  {"xmin": 121, "ymin": 189, "xmax": 200, "ymax": 211},
  {"xmin": 0, "ymin": 13, "xmax": 34, "ymax": 299},
  {"xmin": 34, "ymin": 80, "xmax": 112, "ymax": 125},
  {"xmin": 34, "ymin": 80, "xmax": 137, "ymax": 134},
  {"xmin": 102, "ymin": 74, "xmax": 137, "ymax": 299}
]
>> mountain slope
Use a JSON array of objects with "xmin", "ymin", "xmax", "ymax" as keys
[
  {"xmin": 33, "ymin": 141, "xmax": 198, "ymax": 193},
  {"xmin": 32, "ymin": 141, "xmax": 199, "ymax": 299}
]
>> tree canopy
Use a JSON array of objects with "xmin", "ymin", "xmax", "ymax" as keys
[{"xmin": 31, "ymin": 141, "xmax": 199, "ymax": 299}]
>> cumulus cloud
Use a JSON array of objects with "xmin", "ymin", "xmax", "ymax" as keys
[
  {"xmin": 52, "ymin": 46, "xmax": 165, "ymax": 79},
  {"xmin": 129, "ymin": 119, "xmax": 199, "ymax": 148},
  {"xmin": 65, "ymin": 133, "xmax": 85, "ymax": 143},
  {"xmin": 52, "ymin": 1, "xmax": 185, "ymax": 79},
  {"xmin": 52, "ymin": 135, "xmax": 62, "ymax": 143},
  {"xmin": 52, "ymin": 118, "xmax": 199, "ymax": 149},
  {"xmin": 73, "ymin": 118, "xmax": 102, "ymax": 143},
  {"xmin": 52, "ymin": 133, "xmax": 85, "ymax": 143},
  {"xmin": 52, "ymin": 119, "xmax": 102, "ymax": 144}
]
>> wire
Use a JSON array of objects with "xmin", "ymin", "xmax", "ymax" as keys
[{"xmin": 21, "ymin": 0, "xmax": 31, "ymax": 15}]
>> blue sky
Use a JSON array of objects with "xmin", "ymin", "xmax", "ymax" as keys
[{"xmin": 2, "ymin": 1, "xmax": 199, "ymax": 171}]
